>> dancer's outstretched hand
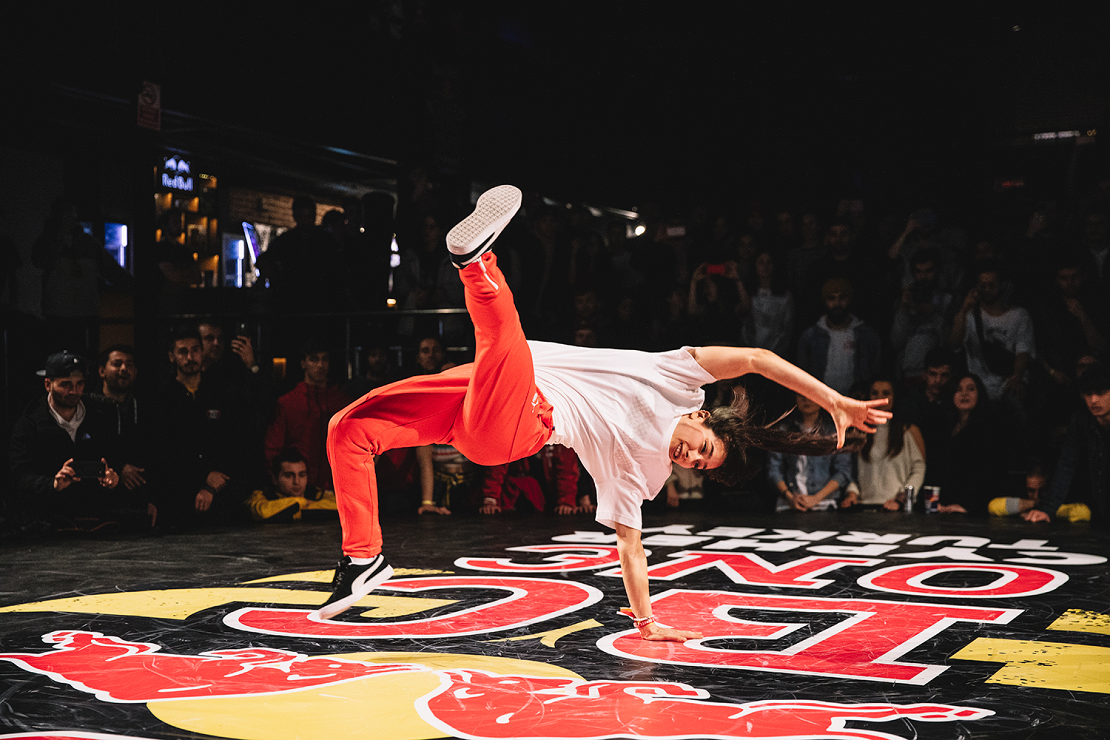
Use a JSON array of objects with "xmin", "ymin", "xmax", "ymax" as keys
[
  {"xmin": 639, "ymin": 622, "xmax": 703, "ymax": 642},
  {"xmin": 829, "ymin": 396, "xmax": 892, "ymax": 448}
]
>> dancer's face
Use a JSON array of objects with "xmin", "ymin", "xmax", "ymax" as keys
[{"xmin": 670, "ymin": 411, "xmax": 727, "ymax": 471}]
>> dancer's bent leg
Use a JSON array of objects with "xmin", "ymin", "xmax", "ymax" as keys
[
  {"xmin": 328, "ymin": 369, "xmax": 471, "ymax": 558},
  {"xmin": 450, "ymin": 252, "xmax": 553, "ymax": 464}
]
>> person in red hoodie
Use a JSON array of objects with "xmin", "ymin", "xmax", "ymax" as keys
[{"xmin": 264, "ymin": 340, "xmax": 350, "ymax": 490}]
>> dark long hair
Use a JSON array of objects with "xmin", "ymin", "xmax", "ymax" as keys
[
  {"xmin": 743, "ymin": 246, "xmax": 790, "ymax": 297},
  {"xmin": 703, "ymin": 385, "xmax": 864, "ymax": 486},
  {"xmin": 946, "ymin": 371, "xmax": 991, "ymax": 431},
  {"xmin": 860, "ymin": 379, "xmax": 908, "ymax": 462}
]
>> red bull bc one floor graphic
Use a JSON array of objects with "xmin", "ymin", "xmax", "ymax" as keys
[{"xmin": 1, "ymin": 511, "xmax": 1108, "ymax": 739}]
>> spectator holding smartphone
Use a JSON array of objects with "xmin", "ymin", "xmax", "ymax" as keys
[{"xmin": 9, "ymin": 352, "xmax": 121, "ymax": 533}]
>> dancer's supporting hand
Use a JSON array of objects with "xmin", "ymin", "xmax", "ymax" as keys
[{"xmin": 638, "ymin": 621, "xmax": 703, "ymax": 642}]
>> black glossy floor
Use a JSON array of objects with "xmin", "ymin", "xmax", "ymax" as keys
[{"xmin": 1, "ymin": 509, "xmax": 1108, "ymax": 740}]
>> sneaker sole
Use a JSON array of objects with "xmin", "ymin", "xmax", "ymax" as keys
[
  {"xmin": 313, "ymin": 564, "xmax": 395, "ymax": 620},
  {"xmin": 446, "ymin": 185, "xmax": 522, "ymax": 266}
]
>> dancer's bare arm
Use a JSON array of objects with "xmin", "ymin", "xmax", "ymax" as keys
[
  {"xmin": 615, "ymin": 523, "xmax": 703, "ymax": 642},
  {"xmin": 689, "ymin": 346, "xmax": 891, "ymax": 447}
]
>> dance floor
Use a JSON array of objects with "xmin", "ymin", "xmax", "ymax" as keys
[{"xmin": 1, "ymin": 508, "xmax": 1107, "ymax": 740}]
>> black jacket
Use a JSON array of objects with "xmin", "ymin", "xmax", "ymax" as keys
[
  {"xmin": 151, "ymin": 376, "xmax": 246, "ymax": 501},
  {"xmin": 8, "ymin": 396, "xmax": 114, "ymax": 516}
]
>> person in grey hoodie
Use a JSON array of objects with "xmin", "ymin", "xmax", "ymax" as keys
[{"xmin": 797, "ymin": 278, "xmax": 882, "ymax": 395}]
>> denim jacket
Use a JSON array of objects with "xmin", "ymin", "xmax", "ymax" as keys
[{"xmin": 767, "ymin": 414, "xmax": 852, "ymax": 499}]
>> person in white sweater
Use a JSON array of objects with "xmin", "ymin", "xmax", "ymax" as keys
[{"xmin": 842, "ymin": 379, "xmax": 926, "ymax": 510}]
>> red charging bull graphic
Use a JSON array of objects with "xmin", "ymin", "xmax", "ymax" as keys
[
  {"xmin": 417, "ymin": 669, "xmax": 992, "ymax": 740},
  {"xmin": 0, "ymin": 734, "xmax": 163, "ymax": 740},
  {"xmin": 0, "ymin": 631, "xmax": 993, "ymax": 740},
  {"xmin": 0, "ymin": 631, "xmax": 423, "ymax": 702}
]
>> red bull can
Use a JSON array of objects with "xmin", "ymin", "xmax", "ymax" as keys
[{"xmin": 923, "ymin": 486, "xmax": 940, "ymax": 514}]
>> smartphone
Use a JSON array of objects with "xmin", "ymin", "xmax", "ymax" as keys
[
  {"xmin": 72, "ymin": 460, "xmax": 106, "ymax": 479},
  {"xmin": 706, "ymin": 263, "xmax": 726, "ymax": 276},
  {"xmin": 236, "ymin": 320, "xmax": 251, "ymax": 338}
]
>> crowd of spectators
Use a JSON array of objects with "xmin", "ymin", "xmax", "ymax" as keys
[{"xmin": 5, "ymin": 180, "xmax": 1110, "ymax": 536}]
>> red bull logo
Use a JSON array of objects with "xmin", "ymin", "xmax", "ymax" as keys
[
  {"xmin": 420, "ymin": 670, "xmax": 991, "ymax": 739},
  {"xmin": 0, "ymin": 631, "xmax": 423, "ymax": 702},
  {"xmin": 0, "ymin": 631, "xmax": 992, "ymax": 739}
]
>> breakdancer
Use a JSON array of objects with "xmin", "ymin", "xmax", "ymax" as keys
[{"xmin": 315, "ymin": 185, "xmax": 891, "ymax": 641}]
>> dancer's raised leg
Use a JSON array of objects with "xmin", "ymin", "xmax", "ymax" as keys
[{"xmin": 445, "ymin": 185, "xmax": 553, "ymax": 463}]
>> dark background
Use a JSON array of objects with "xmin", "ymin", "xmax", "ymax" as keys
[{"xmin": 8, "ymin": 2, "xmax": 1107, "ymax": 209}]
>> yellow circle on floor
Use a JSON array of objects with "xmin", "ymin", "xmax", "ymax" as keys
[{"xmin": 147, "ymin": 651, "xmax": 583, "ymax": 740}]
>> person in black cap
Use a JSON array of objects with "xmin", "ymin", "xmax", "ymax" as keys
[{"xmin": 8, "ymin": 351, "xmax": 126, "ymax": 533}]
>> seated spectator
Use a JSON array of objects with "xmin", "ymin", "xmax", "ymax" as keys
[
  {"xmin": 606, "ymin": 293, "xmax": 653, "ymax": 350},
  {"xmin": 800, "ymin": 218, "xmax": 886, "ymax": 328},
  {"xmin": 664, "ymin": 463, "xmax": 704, "ymax": 509},
  {"xmin": 413, "ymin": 336, "xmax": 447, "ymax": 376},
  {"xmin": 890, "ymin": 248, "xmax": 954, "ymax": 383},
  {"xmin": 198, "ymin": 320, "xmax": 267, "ymax": 438},
  {"xmin": 928, "ymin": 372, "xmax": 1007, "ymax": 515},
  {"xmin": 264, "ymin": 340, "xmax": 350, "ymax": 490},
  {"xmin": 740, "ymin": 247, "xmax": 794, "ymax": 357},
  {"xmin": 949, "ymin": 262, "xmax": 1035, "ymax": 413},
  {"xmin": 767, "ymin": 394, "xmax": 852, "ymax": 512},
  {"xmin": 841, "ymin": 379, "xmax": 926, "ymax": 510},
  {"xmin": 901, "ymin": 347, "xmax": 954, "ymax": 448},
  {"xmin": 200, "ymin": 320, "xmax": 261, "ymax": 382},
  {"xmin": 986, "ymin": 464, "xmax": 1087, "ymax": 520},
  {"xmin": 9, "ymin": 352, "xmax": 125, "ymax": 532},
  {"xmin": 417, "ymin": 443, "xmax": 478, "ymax": 515},
  {"xmin": 151, "ymin": 327, "xmax": 247, "ymax": 528},
  {"xmin": 86, "ymin": 345, "xmax": 155, "ymax": 524},
  {"xmin": 245, "ymin": 448, "xmax": 338, "ymax": 522},
  {"xmin": 687, "ymin": 260, "xmax": 745, "ymax": 346},
  {"xmin": 1024, "ymin": 363, "xmax": 1110, "ymax": 524},
  {"xmin": 479, "ymin": 444, "xmax": 595, "ymax": 516},
  {"xmin": 786, "ymin": 210, "xmax": 824, "ymax": 303},
  {"xmin": 564, "ymin": 289, "xmax": 610, "ymax": 343},
  {"xmin": 1034, "ymin": 252, "xmax": 1110, "ymax": 436},
  {"xmin": 568, "ymin": 230, "xmax": 614, "ymax": 296},
  {"xmin": 797, "ymin": 278, "xmax": 882, "ymax": 395},
  {"xmin": 343, "ymin": 342, "xmax": 398, "ymax": 399}
]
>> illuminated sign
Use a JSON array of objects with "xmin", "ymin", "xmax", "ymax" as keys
[
  {"xmin": 1033, "ymin": 130, "xmax": 1081, "ymax": 142},
  {"xmin": 161, "ymin": 156, "xmax": 193, "ymax": 192}
]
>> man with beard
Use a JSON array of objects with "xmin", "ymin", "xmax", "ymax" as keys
[
  {"xmin": 151, "ymin": 327, "xmax": 244, "ymax": 527},
  {"xmin": 950, "ymin": 262, "xmax": 1035, "ymax": 407},
  {"xmin": 797, "ymin": 278, "xmax": 882, "ymax": 395},
  {"xmin": 87, "ymin": 345, "xmax": 156, "ymax": 527},
  {"xmin": 9, "ymin": 352, "xmax": 121, "ymax": 531}
]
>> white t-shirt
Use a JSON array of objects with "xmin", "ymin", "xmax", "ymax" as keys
[
  {"xmin": 529, "ymin": 341, "xmax": 715, "ymax": 531},
  {"xmin": 964, "ymin": 307, "xmax": 1036, "ymax": 400}
]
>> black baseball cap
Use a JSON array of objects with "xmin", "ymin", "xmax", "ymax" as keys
[{"xmin": 38, "ymin": 351, "xmax": 86, "ymax": 378}]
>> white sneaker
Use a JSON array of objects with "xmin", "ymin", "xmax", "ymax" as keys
[{"xmin": 446, "ymin": 185, "xmax": 522, "ymax": 267}]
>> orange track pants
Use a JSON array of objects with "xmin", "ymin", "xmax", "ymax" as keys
[{"xmin": 326, "ymin": 253, "xmax": 554, "ymax": 557}]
